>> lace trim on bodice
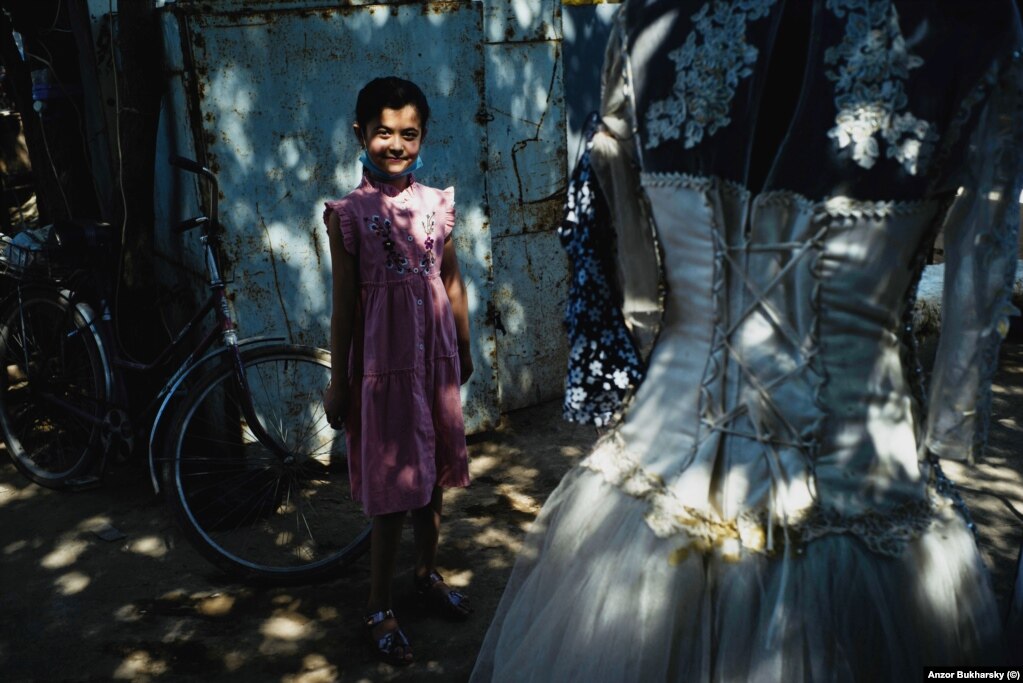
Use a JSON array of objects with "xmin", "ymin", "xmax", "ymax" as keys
[
  {"xmin": 641, "ymin": 171, "xmax": 750, "ymax": 200},
  {"xmin": 640, "ymin": 172, "xmax": 939, "ymax": 218},
  {"xmin": 644, "ymin": 0, "xmax": 778, "ymax": 150},
  {"xmin": 641, "ymin": 0, "xmax": 938, "ymax": 175},
  {"xmin": 581, "ymin": 434, "xmax": 945, "ymax": 560},
  {"xmin": 824, "ymin": 0, "xmax": 937, "ymax": 174}
]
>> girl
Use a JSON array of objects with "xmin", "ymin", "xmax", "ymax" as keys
[{"xmin": 322, "ymin": 76, "xmax": 473, "ymax": 666}]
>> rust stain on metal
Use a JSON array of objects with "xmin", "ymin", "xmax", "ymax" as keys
[
  {"xmin": 423, "ymin": 1, "xmax": 462, "ymax": 14},
  {"xmin": 524, "ymin": 248, "xmax": 539, "ymax": 286},
  {"xmin": 310, "ymin": 226, "xmax": 323, "ymax": 268},
  {"xmin": 541, "ymin": 193, "xmax": 566, "ymax": 229},
  {"xmin": 256, "ymin": 206, "xmax": 295, "ymax": 341},
  {"xmin": 508, "ymin": 43, "xmax": 565, "ymax": 234},
  {"xmin": 475, "ymin": 106, "xmax": 494, "ymax": 127}
]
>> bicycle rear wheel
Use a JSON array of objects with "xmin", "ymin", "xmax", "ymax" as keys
[
  {"xmin": 0, "ymin": 286, "xmax": 110, "ymax": 488},
  {"xmin": 163, "ymin": 343, "xmax": 370, "ymax": 584}
]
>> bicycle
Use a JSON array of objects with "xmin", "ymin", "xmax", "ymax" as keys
[{"xmin": 0, "ymin": 156, "xmax": 371, "ymax": 584}]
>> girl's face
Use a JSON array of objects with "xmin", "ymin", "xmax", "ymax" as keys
[{"xmin": 355, "ymin": 104, "xmax": 424, "ymax": 183}]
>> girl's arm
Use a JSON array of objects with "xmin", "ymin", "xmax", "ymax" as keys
[
  {"xmin": 324, "ymin": 210, "xmax": 358, "ymax": 427},
  {"xmin": 441, "ymin": 235, "xmax": 473, "ymax": 385}
]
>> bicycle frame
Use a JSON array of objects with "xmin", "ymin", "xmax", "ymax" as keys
[
  {"xmin": 0, "ymin": 159, "xmax": 364, "ymax": 584},
  {"xmin": 10, "ymin": 157, "xmax": 302, "ymax": 493},
  {"xmin": 145, "ymin": 333, "xmax": 282, "ymax": 493},
  {"xmin": 9, "ymin": 282, "xmax": 114, "ymax": 425},
  {"xmin": 142, "ymin": 157, "xmax": 301, "ymax": 492},
  {"xmin": 136, "ymin": 254, "xmax": 287, "ymax": 493}
]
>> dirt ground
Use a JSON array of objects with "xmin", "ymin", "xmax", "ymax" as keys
[{"xmin": 1, "ymin": 347, "xmax": 1022, "ymax": 683}]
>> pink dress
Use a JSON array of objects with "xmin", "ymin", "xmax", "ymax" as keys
[{"xmin": 324, "ymin": 174, "xmax": 470, "ymax": 516}]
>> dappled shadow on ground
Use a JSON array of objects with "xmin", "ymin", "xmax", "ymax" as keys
[
  {"xmin": 1, "ymin": 344, "xmax": 1021, "ymax": 681},
  {"xmin": 0, "ymin": 401, "xmax": 596, "ymax": 682},
  {"xmin": 943, "ymin": 343, "xmax": 1023, "ymax": 621}
]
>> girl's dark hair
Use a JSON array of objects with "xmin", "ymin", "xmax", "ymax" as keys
[{"xmin": 355, "ymin": 77, "xmax": 431, "ymax": 133}]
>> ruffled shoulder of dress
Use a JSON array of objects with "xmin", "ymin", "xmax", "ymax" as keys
[
  {"xmin": 439, "ymin": 186, "xmax": 456, "ymax": 237},
  {"xmin": 322, "ymin": 199, "xmax": 358, "ymax": 255},
  {"xmin": 322, "ymin": 198, "xmax": 349, "ymax": 223}
]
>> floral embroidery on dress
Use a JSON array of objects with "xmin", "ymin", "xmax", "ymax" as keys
[
  {"xmin": 644, "ymin": 0, "xmax": 777, "ymax": 150},
  {"xmin": 367, "ymin": 211, "xmax": 438, "ymax": 277},
  {"xmin": 419, "ymin": 212, "xmax": 437, "ymax": 275},
  {"xmin": 824, "ymin": 0, "xmax": 937, "ymax": 174},
  {"xmin": 367, "ymin": 215, "xmax": 410, "ymax": 274}
]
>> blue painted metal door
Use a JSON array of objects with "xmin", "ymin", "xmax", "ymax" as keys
[{"xmin": 152, "ymin": 0, "xmax": 570, "ymax": 431}]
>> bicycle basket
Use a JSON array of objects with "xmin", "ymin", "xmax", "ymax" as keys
[{"xmin": 0, "ymin": 220, "xmax": 113, "ymax": 280}]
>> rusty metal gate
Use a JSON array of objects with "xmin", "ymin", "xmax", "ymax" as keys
[{"xmin": 142, "ymin": 0, "xmax": 569, "ymax": 432}]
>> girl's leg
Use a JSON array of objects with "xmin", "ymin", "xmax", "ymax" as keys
[
  {"xmin": 411, "ymin": 486, "xmax": 472, "ymax": 618},
  {"xmin": 410, "ymin": 485, "xmax": 443, "ymax": 576},
  {"xmin": 366, "ymin": 511, "xmax": 412, "ymax": 662},
  {"xmin": 368, "ymin": 510, "xmax": 405, "ymax": 611}
]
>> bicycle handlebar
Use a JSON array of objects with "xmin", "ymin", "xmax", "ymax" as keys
[
  {"xmin": 174, "ymin": 216, "xmax": 209, "ymax": 234},
  {"xmin": 168, "ymin": 155, "xmax": 208, "ymax": 175},
  {"xmin": 168, "ymin": 155, "xmax": 219, "ymax": 240}
]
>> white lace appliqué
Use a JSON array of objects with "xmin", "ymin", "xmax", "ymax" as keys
[
  {"xmin": 580, "ymin": 433, "xmax": 946, "ymax": 560},
  {"xmin": 645, "ymin": 0, "xmax": 777, "ymax": 151},
  {"xmin": 825, "ymin": 0, "xmax": 937, "ymax": 174}
]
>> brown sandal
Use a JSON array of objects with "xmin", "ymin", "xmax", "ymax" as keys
[
  {"xmin": 414, "ymin": 570, "xmax": 473, "ymax": 620},
  {"xmin": 364, "ymin": 609, "xmax": 413, "ymax": 665}
]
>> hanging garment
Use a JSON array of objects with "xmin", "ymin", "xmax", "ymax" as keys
[
  {"xmin": 558, "ymin": 113, "xmax": 645, "ymax": 426},
  {"xmin": 472, "ymin": 1, "xmax": 1023, "ymax": 680}
]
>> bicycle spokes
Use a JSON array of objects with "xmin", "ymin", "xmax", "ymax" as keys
[{"xmin": 163, "ymin": 345, "xmax": 368, "ymax": 582}]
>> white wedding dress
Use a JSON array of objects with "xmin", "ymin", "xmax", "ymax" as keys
[{"xmin": 472, "ymin": 1, "xmax": 1023, "ymax": 680}]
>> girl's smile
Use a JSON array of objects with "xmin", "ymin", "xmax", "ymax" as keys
[{"xmin": 356, "ymin": 104, "xmax": 423, "ymax": 187}]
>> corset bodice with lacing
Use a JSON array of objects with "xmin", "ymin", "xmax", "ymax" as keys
[{"xmin": 578, "ymin": 0, "xmax": 1023, "ymax": 559}]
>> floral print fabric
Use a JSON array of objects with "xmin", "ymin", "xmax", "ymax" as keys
[{"xmin": 559, "ymin": 116, "xmax": 644, "ymax": 426}]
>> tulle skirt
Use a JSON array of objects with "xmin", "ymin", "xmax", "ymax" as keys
[{"xmin": 470, "ymin": 466, "xmax": 1004, "ymax": 682}]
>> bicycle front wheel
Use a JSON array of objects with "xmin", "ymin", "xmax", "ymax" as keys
[
  {"xmin": 163, "ymin": 343, "xmax": 370, "ymax": 584},
  {"xmin": 0, "ymin": 286, "xmax": 110, "ymax": 488}
]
